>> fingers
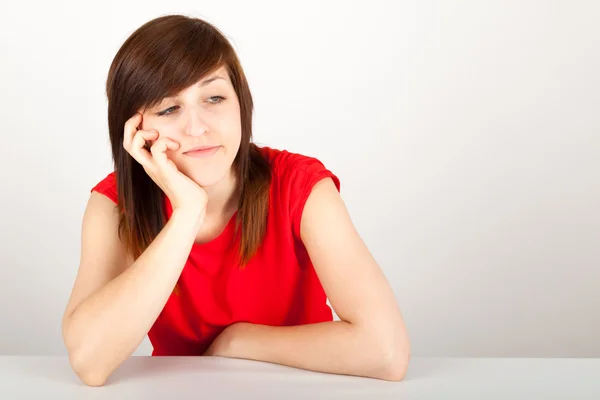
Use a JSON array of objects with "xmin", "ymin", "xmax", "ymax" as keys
[
  {"xmin": 123, "ymin": 113, "xmax": 143, "ymax": 149},
  {"xmin": 150, "ymin": 137, "xmax": 180, "ymax": 167},
  {"xmin": 130, "ymin": 130, "xmax": 158, "ymax": 166},
  {"xmin": 132, "ymin": 130, "xmax": 159, "ymax": 149},
  {"xmin": 122, "ymin": 113, "xmax": 180, "ymax": 171}
]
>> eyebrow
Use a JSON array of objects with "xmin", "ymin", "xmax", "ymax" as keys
[{"xmin": 198, "ymin": 75, "xmax": 225, "ymax": 87}]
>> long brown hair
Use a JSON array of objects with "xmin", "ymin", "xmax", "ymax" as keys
[{"xmin": 105, "ymin": 14, "xmax": 271, "ymax": 267}]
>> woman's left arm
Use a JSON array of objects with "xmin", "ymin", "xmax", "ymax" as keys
[{"xmin": 207, "ymin": 178, "xmax": 411, "ymax": 381}]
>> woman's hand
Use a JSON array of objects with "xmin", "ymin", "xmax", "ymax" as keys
[{"xmin": 123, "ymin": 113, "xmax": 208, "ymax": 225}]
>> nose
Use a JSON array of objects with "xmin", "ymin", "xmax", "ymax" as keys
[{"xmin": 183, "ymin": 107, "xmax": 210, "ymax": 137}]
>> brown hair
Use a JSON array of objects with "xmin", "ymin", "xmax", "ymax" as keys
[{"xmin": 105, "ymin": 14, "xmax": 271, "ymax": 267}]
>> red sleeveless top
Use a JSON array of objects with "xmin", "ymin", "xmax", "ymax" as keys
[{"xmin": 91, "ymin": 145, "xmax": 340, "ymax": 355}]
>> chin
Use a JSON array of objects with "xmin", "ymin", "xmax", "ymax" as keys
[{"xmin": 176, "ymin": 147, "xmax": 238, "ymax": 188}]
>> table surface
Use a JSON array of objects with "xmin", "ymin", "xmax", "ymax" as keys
[{"xmin": 1, "ymin": 356, "xmax": 599, "ymax": 399}]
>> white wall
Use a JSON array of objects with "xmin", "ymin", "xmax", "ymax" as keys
[{"xmin": 0, "ymin": 0, "xmax": 598, "ymax": 357}]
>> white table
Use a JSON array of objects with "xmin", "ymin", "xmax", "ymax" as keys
[{"xmin": 1, "ymin": 356, "xmax": 599, "ymax": 399}]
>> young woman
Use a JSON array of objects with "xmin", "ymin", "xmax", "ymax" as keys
[{"xmin": 61, "ymin": 14, "xmax": 410, "ymax": 386}]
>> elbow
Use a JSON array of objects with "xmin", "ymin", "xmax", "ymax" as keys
[
  {"xmin": 379, "ymin": 351, "xmax": 410, "ymax": 382},
  {"xmin": 68, "ymin": 348, "xmax": 110, "ymax": 387},
  {"xmin": 63, "ymin": 321, "xmax": 110, "ymax": 386},
  {"xmin": 77, "ymin": 369, "xmax": 109, "ymax": 387},
  {"xmin": 373, "ymin": 333, "xmax": 411, "ymax": 382}
]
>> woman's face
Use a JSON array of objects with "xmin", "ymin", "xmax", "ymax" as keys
[{"xmin": 138, "ymin": 65, "xmax": 242, "ymax": 188}]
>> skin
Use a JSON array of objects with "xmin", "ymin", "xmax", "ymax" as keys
[
  {"xmin": 138, "ymin": 65, "xmax": 411, "ymax": 379},
  {"xmin": 63, "ymin": 66, "xmax": 410, "ymax": 386},
  {"xmin": 203, "ymin": 176, "xmax": 411, "ymax": 381},
  {"xmin": 138, "ymin": 65, "xmax": 242, "ymax": 225}
]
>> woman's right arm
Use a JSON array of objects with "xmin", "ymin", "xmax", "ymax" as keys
[
  {"xmin": 62, "ymin": 191, "xmax": 203, "ymax": 387},
  {"xmin": 63, "ymin": 113, "xmax": 208, "ymax": 386}
]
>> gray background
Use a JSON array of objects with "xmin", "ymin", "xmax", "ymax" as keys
[{"xmin": 0, "ymin": 0, "xmax": 598, "ymax": 357}]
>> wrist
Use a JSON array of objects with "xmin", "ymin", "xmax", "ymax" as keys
[{"xmin": 170, "ymin": 208, "xmax": 205, "ymax": 232}]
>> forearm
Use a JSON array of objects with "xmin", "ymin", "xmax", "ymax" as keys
[
  {"xmin": 229, "ymin": 321, "xmax": 409, "ymax": 381},
  {"xmin": 65, "ymin": 209, "xmax": 201, "ymax": 384}
]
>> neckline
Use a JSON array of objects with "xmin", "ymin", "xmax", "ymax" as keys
[
  {"xmin": 192, "ymin": 209, "xmax": 239, "ymax": 250},
  {"xmin": 164, "ymin": 196, "xmax": 240, "ymax": 251}
]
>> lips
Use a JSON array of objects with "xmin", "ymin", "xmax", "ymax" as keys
[
  {"xmin": 184, "ymin": 145, "xmax": 220, "ymax": 154},
  {"xmin": 182, "ymin": 145, "xmax": 222, "ymax": 159}
]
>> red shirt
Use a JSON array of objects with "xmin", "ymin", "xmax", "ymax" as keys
[{"xmin": 91, "ymin": 146, "xmax": 341, "ymax": 355}]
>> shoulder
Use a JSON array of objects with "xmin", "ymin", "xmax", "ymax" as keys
[
  {"xmin": 257, "ymin": 145, "xmax": 340, "ymax": 191},
  {"xmin": 256, "ymin": 145, "xmax": 341, "ymax": 238},
  {"xmin": 90, "ymin": 171, "xmax": 118, "ymax": 204}
]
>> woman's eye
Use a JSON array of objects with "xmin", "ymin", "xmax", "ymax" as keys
[
  {"xmin": 208, "ymin": 96, "xmax": 226, "ymax": 104},
  {"xmin": 157, "ymin": 97, "xmax": 226, "ymax": 117},
  {"xmin": 157, "ymin": 106, "xmax": 178, "ymax": 117}
]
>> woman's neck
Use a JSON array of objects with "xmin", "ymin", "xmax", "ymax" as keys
[{"xmin": 201, "ymin": 168, "xmax": 239, "ymax": 219}]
